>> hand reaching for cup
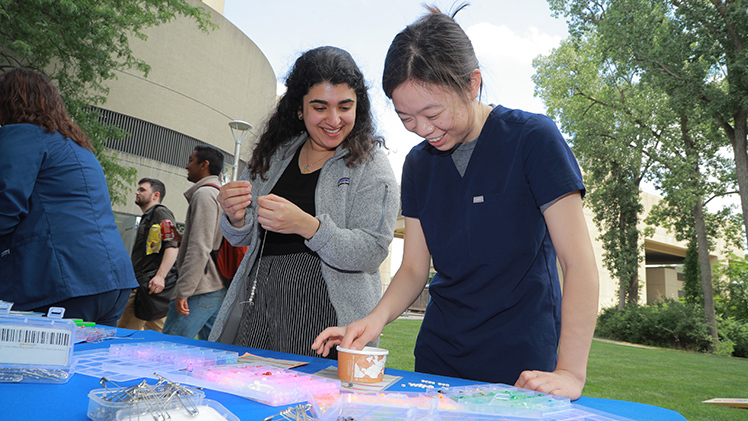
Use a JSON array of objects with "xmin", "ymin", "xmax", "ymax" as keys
[{"xmin": 312, "ymin": 312, "xmax": 388, "ymax": 357}]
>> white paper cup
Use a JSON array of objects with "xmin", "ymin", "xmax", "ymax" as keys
[{"xmin": 336, "ymin": 345, "xmax": 389, "ymax": 383}]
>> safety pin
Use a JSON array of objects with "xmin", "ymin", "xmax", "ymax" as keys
[{"xmin": 264, "ymin": 403, "xmax": 314, "ymax": 421}]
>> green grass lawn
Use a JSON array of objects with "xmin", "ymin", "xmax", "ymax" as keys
[
  {"xmin": 379, "ymin": 316, "xmax": 421, "ymax": 371},
  {"xmin": 380, "ymin": 318, "xmax": 748, "ymax": 421}
]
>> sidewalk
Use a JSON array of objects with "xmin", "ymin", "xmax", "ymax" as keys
[
  {"xmin": 399, "ymin": 311, "xmax": 424, "ymax": 320},
  {"xmin": 593, "ymin": 337, "xmax": 656, "ymax": 349}
]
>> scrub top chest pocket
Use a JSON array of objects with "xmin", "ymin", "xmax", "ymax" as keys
[{"xmin": 467, "ymin": 189, "xmax": 543, "ymax": 262}]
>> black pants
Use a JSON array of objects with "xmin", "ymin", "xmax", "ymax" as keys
[{"xmin": 31, "ymin": 288, "xmax": 131, "ymax": 326}]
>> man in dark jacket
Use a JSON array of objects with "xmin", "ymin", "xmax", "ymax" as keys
[{"xmin": 118, "ymin": 178, "xmax": 178, "ymax": 331}]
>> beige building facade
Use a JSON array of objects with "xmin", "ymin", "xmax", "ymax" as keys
[
  {"xmin": 555, "ymin": 190, "xmax": 742, "ymax": 310},
  {"xmin": 102, "ymin": 0, "xmax": 276, "ymax": 244}
]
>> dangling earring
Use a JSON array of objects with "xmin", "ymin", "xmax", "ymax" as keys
[{"xmin": 298, "ymin": 112, "xmax": 303, "ymax": 120}]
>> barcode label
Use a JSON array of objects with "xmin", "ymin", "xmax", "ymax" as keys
[
  {"xmin": 1, "ymin": 327, "xmax": 71, "ymax": 346},
  {"xmin": 0, "ymin": 325, "xmax": 72, "ymax": 366}
]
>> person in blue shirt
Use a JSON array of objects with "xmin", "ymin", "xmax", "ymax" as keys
[
  {"xmin": 313, "ymin": 5, "xmax": 599, "ymax": 400},
  {"xmin": 0, "ymin": 67, "xmax": 137, "ymax": 326}
]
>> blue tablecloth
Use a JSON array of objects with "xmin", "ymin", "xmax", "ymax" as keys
[{"xmin": 0, "ymin": 329, "xmax": 687, "ymax": 420}]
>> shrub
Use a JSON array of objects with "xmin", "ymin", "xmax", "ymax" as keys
[
  {"xmin": 714, "ymin": 256, "xmax": 748, "ymax": 322},
  {"xmin": 718, "ymin": 316, "xmax": 748, "ymax": 358},
  {"xmin": 595, "ymin": 304, "xmax": 640, "ymax": 341},
  {"xmin": 713, "ymin": 339, "xmax": 735, "ymax": 357},
  {"xmin": 596, "ymin": 300, "xmax": 748, "ymax": 358},
  {"xmin": 595, "ymin": 299, "xmax": 712, "ymax": 352}
]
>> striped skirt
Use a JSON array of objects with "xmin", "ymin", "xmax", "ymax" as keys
[{"xmin": 233, "ymin": 251, "xmax": 338, "ymax": 359}]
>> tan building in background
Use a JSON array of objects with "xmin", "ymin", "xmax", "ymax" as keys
[{"xmin": 102, "ymin": 0, "xmax": 276, "ymax": 246}]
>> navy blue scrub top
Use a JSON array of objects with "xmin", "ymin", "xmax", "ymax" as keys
[{"xmin": 400, "ymin": 105, "xmax": 585, "ymax": 384}]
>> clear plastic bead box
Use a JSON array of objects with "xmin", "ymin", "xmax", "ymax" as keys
[
  {"xmin": 437, "ymin": 383, "xmax": 571, "ymax": 417},
  {"xmin": 189, "ymin": 364, "xmax": 341, "ymax": 407},
  {"xmin": 0, "ymin": 313, "xmax": 76, "ymax": 384},
  {"xmin": 109, "ymin": 341, "xmax": 238, "ymax": 370}
]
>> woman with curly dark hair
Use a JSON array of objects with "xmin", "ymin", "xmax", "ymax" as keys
[
  {"xmin": 0, "ymin": 67, "xmax": 137, "ymax": 326},
  {"xmin": 209, "ymin": 46, "xmax": 399, "ymax": 358}
]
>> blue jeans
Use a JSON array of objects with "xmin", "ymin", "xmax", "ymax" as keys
[{"xmin": 163, "ymin": 289, "xmax": 226, "ymax": 340}]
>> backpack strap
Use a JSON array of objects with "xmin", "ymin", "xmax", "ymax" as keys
[
  {"xmin": 140, "ymin": 203, "xmax": 165, "ymax": 228},
  {"xmin": 199, "ymin": 182, "xmax": 224, "ymax": 275}
]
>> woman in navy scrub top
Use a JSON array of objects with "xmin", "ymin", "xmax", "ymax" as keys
[{"xmin": 314, "ymin": 5, "xmax": 599, "ymax": 400}]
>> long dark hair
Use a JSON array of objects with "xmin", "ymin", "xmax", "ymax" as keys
[
  {"xmin": 382, "ymin": 3, "xmax": 481, "ymax": 101},
  {"xmin": 248, "ymin": 46, "xmax": 382, "ymax": 180},
  {"xmin": 0, "ymin": 67, "xmax": 94, "ymax": 152}
]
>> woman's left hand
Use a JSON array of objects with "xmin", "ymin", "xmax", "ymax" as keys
[
  {"xmin": 514, "ymin": 368, "xmax": 584, "ymax": 400},
  {"xmin": 256, "ymin": 194, "xmax": 320, "ymax": 239}
]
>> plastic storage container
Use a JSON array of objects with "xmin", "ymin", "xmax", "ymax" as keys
[
  {"xmin": 109, "ymin": 341, "xmax": 238, "ymax": 370},
  {"xmin": 0, "ymin": 312, "xmax": 76, "ymax": 384},
  {"xmin": 115, "ymin": 399, "xmax": 239, "ymax": 421},
  {"xmin": 188, "ymin": 363, "xmax": 341, "ymax": 407},
  {"xmin": 436, "ymin": 383, "xmax": 571, "ymax": 418},
  {"xmin": 87, "ymin": 386, "xmax": 205, "ymax": 421},
  {"xmin": 319, "ymin": 389, "xmax": 633, "ymax": 421}
]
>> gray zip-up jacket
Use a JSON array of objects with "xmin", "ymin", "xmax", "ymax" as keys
[{"xmin": 209, "ymin": 133, "xmax": 399, "ymax": 344}]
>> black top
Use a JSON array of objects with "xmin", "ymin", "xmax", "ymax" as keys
[
  {"xmin": 131, "ymin": 204, "xmax": 178, "ymax": 275},
  {"xmin": 262, "ymin": 144, "xmax": 320, "ymax": 256}
]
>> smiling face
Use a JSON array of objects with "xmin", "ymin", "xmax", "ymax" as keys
[
  {"xmin": 392, "ymin": 78, "xmax": 483, "ymax": 151},
  {"xmin": 301, "ymin": 82, "xmax": 357, "ymax": 151}
]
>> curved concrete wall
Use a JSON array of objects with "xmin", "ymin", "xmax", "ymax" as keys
[{"xmin": 105, "ymin": 0, "xmax": 277, "ymax": 220}]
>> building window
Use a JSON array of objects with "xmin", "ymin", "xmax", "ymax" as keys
[{"xmin": 95, "ymin": 107, "xmax": 238, "ymax": 169}]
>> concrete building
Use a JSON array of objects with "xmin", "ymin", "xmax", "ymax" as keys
[
  {"xmin": 635, "ymin": 191, "xmax": 743, "ymax": 306},
  {"xmin": 101, "ymin": 0, "xmax": 276, "ymax": 249}
]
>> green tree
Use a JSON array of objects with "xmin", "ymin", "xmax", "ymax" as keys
[
  {"xmin": 641, "ymin": 88, "xmax": 740, "ymax": 348},
  {"xmin": 683, "ymin": 238, "xmax": 703, "ymax": 305},
  {"xmin": 533, "ymin": 35, "xmax": 660, "ymax": 308},
  {"xmin": 546, "ymin": 0, "xmax": 743, "ymax": 348},
  {"xmin": 714, "ymin": 255, "xmax": 748, "ymax": 322},
  {"xmin": 0, "ymin": 0, "xmax": 216, "ymax": 204},
  {"xmin": 548, "ymin": 0, "xmax": 748, "ymax": 249}
]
